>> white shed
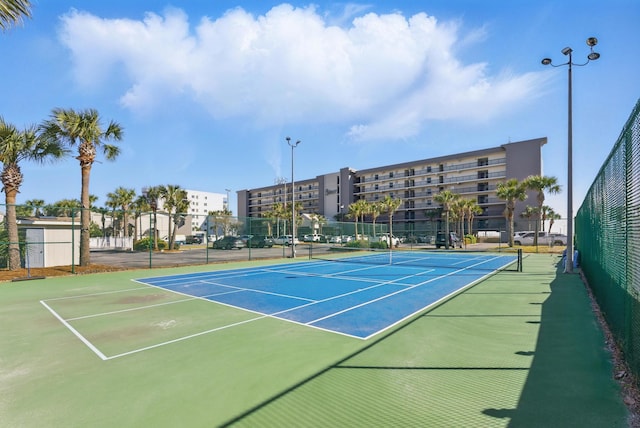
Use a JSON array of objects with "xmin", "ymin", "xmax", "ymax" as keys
[{"xmin": 17, "ymin": 217, "xmax": 81, "ymax": 268}]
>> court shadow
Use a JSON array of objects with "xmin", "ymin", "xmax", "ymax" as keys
[{"xmin": 483, "ymin": 264, "xmax": 627, "ymax": 427}]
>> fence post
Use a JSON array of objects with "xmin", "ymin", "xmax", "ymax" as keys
[{"xmin": 71, "ymin": 209, "xmax": 75, "ymax": 274}]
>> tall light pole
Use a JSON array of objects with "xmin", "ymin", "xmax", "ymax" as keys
[
  {"xmin": 286, "ymin": 136, "xmax": 301, "ymax": 258},
  {"xmin": 542, "ymin": 37, "xmax": 600, "ymax": 273}
]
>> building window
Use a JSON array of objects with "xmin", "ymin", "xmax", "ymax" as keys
[
  {"xmin": 389, "ymin": 172, "xmax": 394, "ymax": 178},
  {"xmin": 374, "ymin": 174, "xmax": 379, "ymax": 180},
  {"xmin": 478, "ymin": 157, "xmax": 489, "ymax": 166},
  {"xmin": 389, "ymin": 182, "xmax": 394, "ymax": 188},
  {"xmin": 427, "ymin": 166, "xmax": 432, "ymax": 173},
  {"xmin": 427, "ymin": 177, "xmax": 431, "ymax": 184}
]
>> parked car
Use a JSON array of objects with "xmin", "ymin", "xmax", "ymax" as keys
[
  {"xmin": 435, "ymin": 231, "xmax": 462, "ymax": 249},
  {"xmin": 185, "ymin": 235, "xmax": 203, "ymax": 244},
  {"xmin": 514, "ymin": 231, "xmax": 567, "ymax": 246},
  {"xmin": 372, "ymin": 233, "xmax": 400, "ymax": 247},
  {"xmin": 240, "ymin": 235, "xmax": 274, "ymax": 248},
  {"xmin": 273, "ymin": 235, "xmax": 300, "ymax": 246},
  {"xmin": 328, "ymin": 235, "xmax": 342, "ymax": 244},
  {"xmin": 212, "ymin": 236, "xmax": 246, "ymax": 250}
]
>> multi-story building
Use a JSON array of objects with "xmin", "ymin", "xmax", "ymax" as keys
[
  {"xmin": 238, "ymin": 137, "xmax": 546, "ymax": 233},
  {"xmin": 140, "ymin": 188, "xmax": 226, "ymax": 238},
  {"xmin": 185, "ymin": 189, "xmax": 226, "ymax": 233}
]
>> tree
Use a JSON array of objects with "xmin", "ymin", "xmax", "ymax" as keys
[
  {"xmin": 0, "ymin": 118, "xmax": 66, "ymax": 269},
  {"xmin": 106, "ymin": 187, "xmax": 136, "ymax": 238},
  {"xmin": 496, "ymin": 179, "xmax": 528, "ymax": 247},
  {"xmin": 347, "ymin": 200, "xmax": 365, "ymax": 240},
  {"xmin": 24, "ymin": 198, "xmax": 45, "ymax": 216},
  {"xmin": 380, "ymin": 195, "xmax": 402, "ymax": 248},
  {"xmin": 45, "ymin": 199, "xmax": 81, "ymax": 217},
  {"xmin": 41, "ymin": 108, "xmax": 123, "ymax": 266},
  {"xmin": 142, "ymin": 186, "xmax": 162, "ymax": 250},
  {"xmin": 434, "ymin": 190, "xmax": 458, "ymax": 249},
  {"xmin": 547, "ymin": 208, "xmax": 562, "ymax": 233},
  {"xmin": 524, "ymin": 175, "xmax": 561, "ymax": 246},
  {"xmin": 132, "ymin": 195, "xmax": 150, "ymax": 240},
  {"xmin": 520, "ymin": 205, "xmax": 537, "ymax": 231},
  {"xmin": 350, "ymin": 199, "xmax": 369, "ymax": 239},
  {"xmin": 369, "ymin": 201, "xmax": 383, "ymax": 238},
  {"xmin": 160, "ymin": 185, "xmax": 188, "ymax": 249},
  {"xmin": 0, "ymin": 0, "xmax": 31, "ymax": 31}
]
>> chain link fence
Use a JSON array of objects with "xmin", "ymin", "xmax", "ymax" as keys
[{"xmin": 575, "ymin": 98, "xmax": 640, "ymax": 381}]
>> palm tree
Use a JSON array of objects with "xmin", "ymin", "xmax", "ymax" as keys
[
  {"xmin": 24, "ymin": 198, "xmax": 45, "ymax": 216},
  {"xmin": 369, "ymin": 201, "xmax": 383, "ymax": 238},
  {"xmin": 142, "ymin": 186, "xmax": 162, "ymax": 249},
  {"xmin": 380, "ymin": 195, "xmax": 402, "ymax": 248},
  {"xmin": 524, "ymin": 175, "xmax": 561, "ymax": 246},
  {"xmin": 434, "ymin": 190, "xmax": 458, "ymax": 249},
  {"xmin": 0, "ymin": 118, "xmax": 66, "ymax": 269},
  {"xmin": 44, "ymin": 199, "xmax": 81, "ymax": 217},
  {"xmin": 496, "ymin": 179, "xmax": 528, "ymax": 247},
  {"xmin": 350, "ymin": 199, "xmax": 369, "ymax": 239},
  {"xmin": 520, "ymin": 205, "xmax": 537, "ymax": 231},
  {"xmin": 106, "ymin": 187, "xmax": 136, "ymax": 239},
  {"xmin": 547, "ymin": 209, "xmax": 562, "ymax": 233},
  {"xmin": 468, "ymin": 203, "xmax": 483, "ymax": 237},
  {"xmin": 0, "ymin": 0, "xmax": 31, "ymax": 31},
  {"xmin": 160, "ymin": 185, "xmax": 188, "ymax": 249},
  {"xmin": 131, "ymin": 195, "xmax": 150, "ymax": 240},
  {"xmin": 347, "ymin": 200, "xmax": 366, "ymax": 240},
  {"xmin": 41, "ymin": 108, "xmax": 123, "ymax": 266}
]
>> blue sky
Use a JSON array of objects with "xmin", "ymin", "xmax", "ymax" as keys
[{"xmin": 2, "ymin": 1, "xmax": 639, "ymax": 217}]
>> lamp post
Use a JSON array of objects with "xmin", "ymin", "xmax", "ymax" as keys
[
  {"xmin": 286, "ymin": 137, "xmax": 301, "ymax": 258},
  {"xmin": 541, "ymin": 37, "xmax": 600, "ymax": 273}
]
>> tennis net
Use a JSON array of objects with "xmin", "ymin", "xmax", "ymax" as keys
[{"xmin": 308, "ymin": 246, "xmax": 523, "ymax": 272}]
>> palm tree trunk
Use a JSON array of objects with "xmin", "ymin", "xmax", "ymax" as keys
[
  {"xmin": 80, "ymin": 165, "xmax": 91, "ymax": 266},
  {"xmin": 5, "ymin": 192, "xmax": 21, "ymax": 270}
]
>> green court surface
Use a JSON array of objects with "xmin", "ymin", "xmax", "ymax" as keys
[{"xmin": 0, "ymin": 254, "xmax": 629, "ymax": 427}]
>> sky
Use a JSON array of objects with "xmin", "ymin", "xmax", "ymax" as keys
[{"xmin": 1, "ymin": 0, "xmax": 639, "ymax": 218}]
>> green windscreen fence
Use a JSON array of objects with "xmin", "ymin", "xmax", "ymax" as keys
[{"xmin": 575, "ymin": 98, "xmax": 640, "ymax": 380}]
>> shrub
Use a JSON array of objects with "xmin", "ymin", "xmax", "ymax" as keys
[
  {"xmin": 464, "ymin": 234, "xmax": 477, "ymax": 244},
  {"xmin": 369, "ymin": 240, "xmax": 389, "ymax": 249},
  {"xmin": 133, "ymin": 237, "xmax": 168, "ymax": 251}
]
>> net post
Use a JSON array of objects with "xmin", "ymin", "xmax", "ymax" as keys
[{"xmin": 518, "ymin": 249, "xmax": 523, "ymax": 272}]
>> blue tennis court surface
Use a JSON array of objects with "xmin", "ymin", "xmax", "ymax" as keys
[{"xmin": 135, "ymin": 252, "xmax": 517, "ymax": 339}]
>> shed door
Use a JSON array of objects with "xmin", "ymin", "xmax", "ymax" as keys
[{"xmin": 25, "ymin": 228, "xmax": 45, "ymax": 268}]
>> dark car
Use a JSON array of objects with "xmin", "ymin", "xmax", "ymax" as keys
[
  {"xmin": 212, "ymin": 236, "xmax": 246, "ymax": 250},
  {"xmin": 241, "ymin": 235, "xmax": 274, "ymax": 248},
  {"xmin": 435, "ymin": 231, "xmax": 462, "ymax": 249},
  {"xmin": 185, "ymin": 235, "xmax": 203, "ymax": 244}
]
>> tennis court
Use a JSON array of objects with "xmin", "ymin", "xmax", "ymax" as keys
[
  {"xmin": 1, "ymin": 253, "xmax": 629, "ymax": 427},
  {"xmin": 135, "ymin": 251, "xmax": 519, "ymax": 340},
  {"xmin": 38, "ymin": 250, "xmax": 517, "ymax": 361}
]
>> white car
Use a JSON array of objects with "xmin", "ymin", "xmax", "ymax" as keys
[
  {"xmin": 514, "ymin": 231, "xmax": 567, "ymax": 246},
  {"xmin": 273, "ymin": 235, "xmax": 300, "ymax": 246}
]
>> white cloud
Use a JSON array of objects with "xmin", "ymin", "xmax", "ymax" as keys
[{"xmin": 58, "ymin": 4, "xmax": 546, "ymax": 142}]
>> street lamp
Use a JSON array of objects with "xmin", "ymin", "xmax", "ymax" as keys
[
  {"xmin": 541, "ymin": 37, "xmax": 600, "ymax": 273},
  {"xmin": 286, "ymin": 136, "xmax": 301, "ymax": 258}
]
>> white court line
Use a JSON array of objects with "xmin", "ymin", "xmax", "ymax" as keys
[
  {"xmin": 66, "ymin": 297, "xmax": 197, "ymax": 321},
  {"xmin": 106, "ymin": 315, "xmax": 268, "ymax": 360},
  {"xmin": 44, "ymin": 286, "xmax": 150, "ymax": 301},
  {"xmin": 40, "ymin": 300, "xmax": 109, "ymax": 361},
  {"xmin": 306, "ymin": 255, "xmax": 508, "ymax": 326}
]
